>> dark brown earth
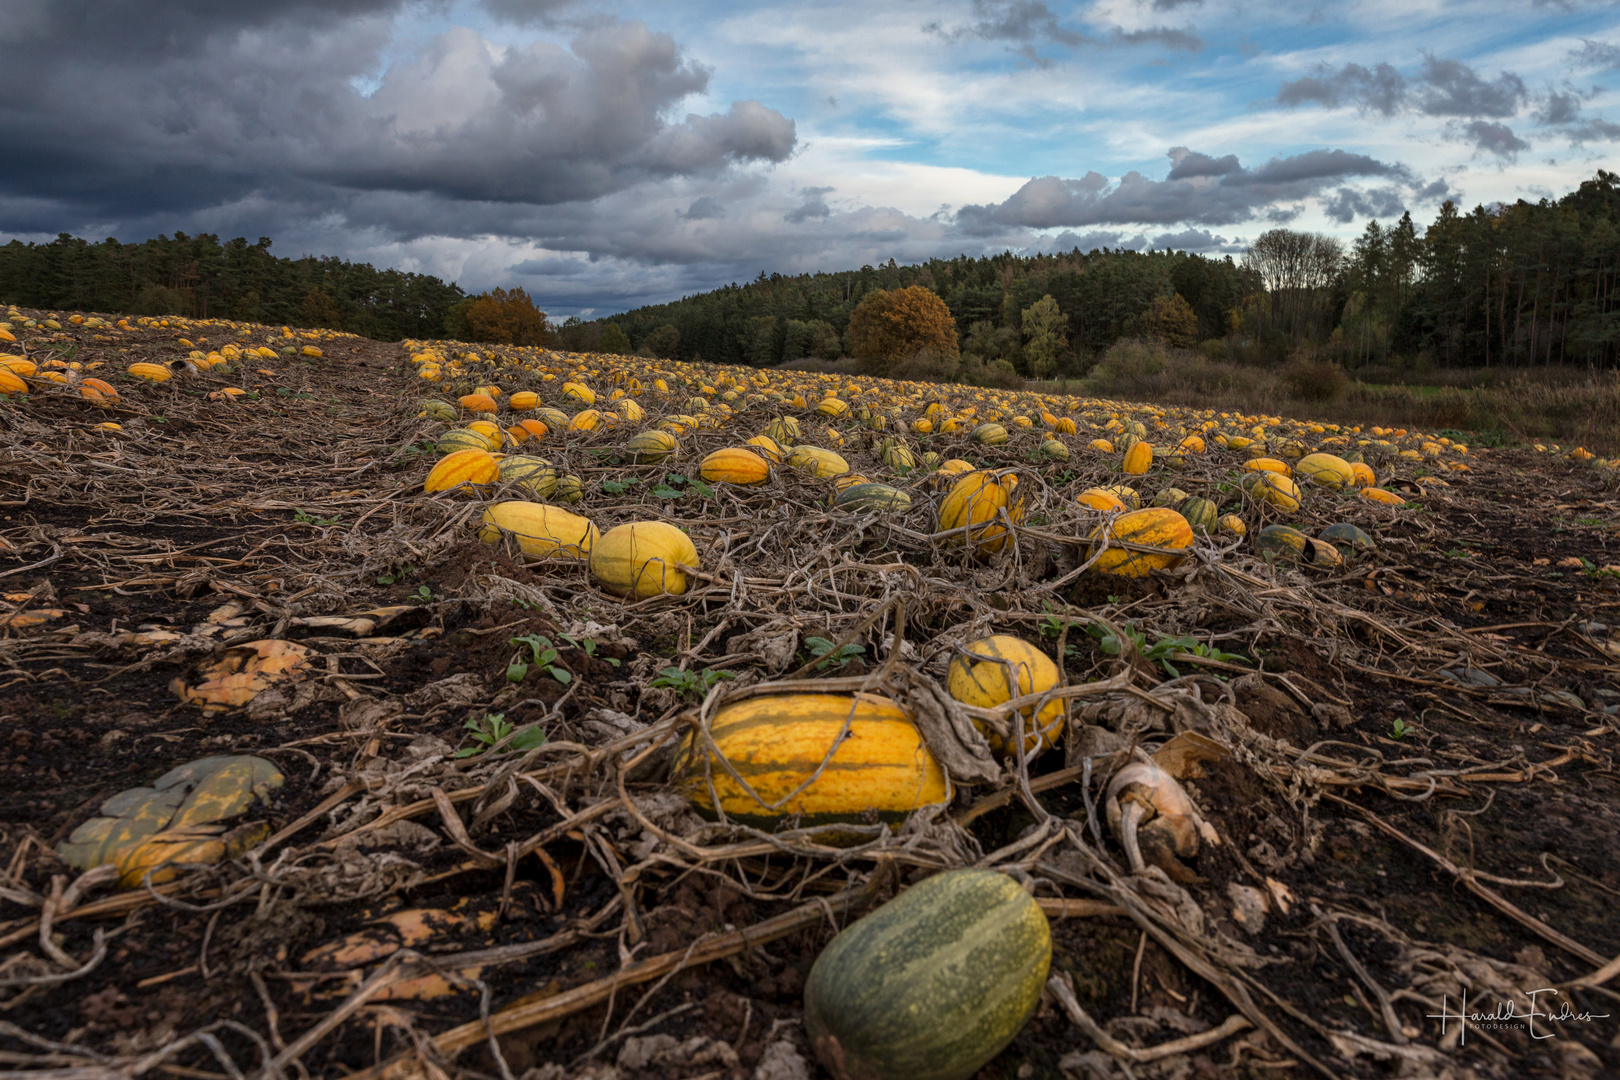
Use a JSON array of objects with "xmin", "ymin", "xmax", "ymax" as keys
[{"xmin": 1, "ymin": 310, "xmax": 1617, "ymax": 1080}]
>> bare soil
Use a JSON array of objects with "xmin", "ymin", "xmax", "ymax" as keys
[{"xmin": 1, "ymin": 313, "xmax": 1618, "ymax": 1080}]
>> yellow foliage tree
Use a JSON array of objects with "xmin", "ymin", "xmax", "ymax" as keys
[{"xmin": 846, "ymin": 286, "xmax": 959, "ymax": 375}]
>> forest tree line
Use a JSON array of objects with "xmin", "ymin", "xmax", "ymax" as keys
[
  {"xmin": 2, "ymin": 170, "xmax": 1616, "ymax": 373},
  {"xmin": 0, "ymin": 232, "xmax": 467, "ymax": 342},
  {"xmin": 588, "ymin": 169, "xmax": 1620, "ymax": 376}
]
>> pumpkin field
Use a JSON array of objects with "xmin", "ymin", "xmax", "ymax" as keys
[{"xmin": 2, "ymin": 308, "xmax": 1619, "ymax": 1080}]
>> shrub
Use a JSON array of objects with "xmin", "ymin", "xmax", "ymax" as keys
[
  {"xmin": 847, "ymin": 286, "xmax": 959, "ymax": 375},
  {"xmin": 981, "ymin": 358, "xmax": 1024, "ymax": 390},
  {"xmin": 131, "ymin": 283, "xmax": 185, "ymax": 317},
  {"xmin": 887, "ymin": 347, "xmax": 962, "ymax": 383},
  {"xmin": 1087, "ymin": 338, "xmax": 1170, "ymax": 393},
  {"xmin": 1281, "ymin": 356, "xmax": 1348, "ymax": 403}
]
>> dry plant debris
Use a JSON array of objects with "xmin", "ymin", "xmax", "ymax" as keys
[{"xmin": 0, "ymin": 305, "xmax": 1617, "ymax": 1080}]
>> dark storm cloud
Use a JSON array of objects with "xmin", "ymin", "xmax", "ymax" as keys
[
  {"xmin": 924, "ymin": 0, "xmax": 1201, "ymax": 54},
  {"xmin": 1276, "ymin": 55, "xmax": 1529, "ymax": 119},
  {"xmin": 1149, "ymin": 228, "xmax": 1244, "ymax": 252},
  {"xmin": 1460, "ymin": 120, "xmax": 1530, "ymax": 159},
  {"xmin": 0, "ymin": 4, "xmax": 795, "ymax": 236},
  {"xmin": 785, "ymin": 187, "xmax": 834, "ymax": 223},
  {"xmin": 955, "ymin": 146, "xmax": 1415, "ymax": 234},
  {"xmin": 1536, "ymin": 91, "xmax": 1583, "ymax": 125},
  {"xmin": 681, "ymin": 196, "xmax": 727, "ymax": 220},
  {"xmin": 0, "ymin": 0, "xmax": 401, "ymax": 52},
  {"xmin": 1277, "ymin": 55, "xmax": 1528, "ymax": 119},
  {"xmin": 1570, "ymin": 39, "xmax": 1620, "ymax": 69},
  {"xmin": 1111, "ymin": 26, "xmax": 1202, "ymax": 51},
  {"xmin": 478, "ymin": 0, "xmax": 580, "ymax": 24},
  {"xmin": 1322, "ymin": 185, "xmax": 1409, "ymax": 223},
  {"xmin": 924, "ymin": 1, "xmax": 1088, "ymax": 47},
  {"xmin": 1566, "ymin": 117, "xmax": 1620, "ymax": 141},
  {"xmin": 1276, "ymin": 62, "xmax": 1407, "ymax": 116},
  {"xmin": 1274, "ymin": 52, "xmax": 1620, "ymax": 150},
  {"xmin": 1417, "ymin": 56, "xmax": 1527, "ymax": 118},
  {"xmin": 1166, "ymin": 151, "xmax": 1241, "ymax": 179}
]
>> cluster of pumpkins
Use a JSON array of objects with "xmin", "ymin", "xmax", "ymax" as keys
[
  {"xmin": 0, "ymin": 309, "xmax": 362, "ymax": 424},
  {"xmin": 408, "ymin": 340, "xmax": 1444, "ymax": 589}
]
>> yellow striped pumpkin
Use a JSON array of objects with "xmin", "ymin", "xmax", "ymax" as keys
[
  {"xmin": 425, "ymin": 448, "xmax": 499, "ymax": 493},
  {"xmin": 947, "ymin": 635, "xmax": 1064, "ymax": 755},
  {"xmin": 672, "ymin": 693, "xmax": 950, "ymax": 828},
  {"xmin": 700, "ymin": 447, "xmax": 770, "ymax": 485},
  {"xmin": 1087, "ymin": 507, "xmax": 1194, "ymax": 577},
  {"xmin": 938, "ymin": 470, "xmax": 1023, "ymax": 554}
]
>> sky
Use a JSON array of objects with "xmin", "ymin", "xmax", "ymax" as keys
[{"xmin": 0, "ymin": 0, "xmax": 1616, "ymax": 318}]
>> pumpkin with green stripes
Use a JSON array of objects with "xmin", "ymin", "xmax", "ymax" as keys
[
  {"xmin": 1038, "ymin": 438, "xmax": 1069, "ymax": 461},
  {"xmin": 672, "ymin": 693, "xmax": 949, "ymax": 830},
  {"xmin": 436, "ymin": 428, "xmax": 492, "ymax": 456},
  {"xmin": 834, "ymin": 482, "xmax": 912, "ymax": 514},
  {"xmin": 1319, "ymin": 522, "xmax": 1375, "ymax": 561},
  {"xmin": 878, "ymin": 438, "xmax": 916, "ymax": 474},
  {"xmin": 625, "ymin": 429, "xmax": 678, "ymax": 464},
  {"xmin": 970, "ymin": 422, "xmax": 1009, "ymax": 445},
  {"xmin": 1087, "ymin": 507, "xmax": 1194, "ymax": 577},
  {"xmin": 1179, "ymin": 495, "xmax": 1219, "ymax": 534},
  {"xmin": 804, "ymin": 869, "xmax": 1051, "ymax": 1080},
  {"xmin": 497, "ymin": 454, "xmax": 558, "ymax": 498}
]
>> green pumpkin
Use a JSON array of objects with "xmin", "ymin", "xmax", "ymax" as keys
[
  {"xmin": 1319, "ymin": 522, "xmax": 1375, "ymax": 561},
  {"xmin": 498, "ymin": 455, "xmax": 558, "ymax": 498},
  {"xmin": 1256, "ymin": 523, "xmax": 1309, "ymax": 562},
  {"xmin": 767, "ymin": 417, "xmax": 800, "ymax": 445},
  {"xmin": 419, "ymin": 399, "xmax": 457, "ymax": 423},
  {"xmin": 625, "ymin": 430, "xmax": 678, "ymax": 464},
  {"xmin": 436, "ymin": 429, "xmax": 492, "ymax": 455},
  {"xmin": 804, "ymin": 870, "xmax": 1051, "ymax": 1080},
  {"xmin": 1179, "ymin": 495, "xmax": 1219, "ymax": 534},
  {"xmin": 970, "ymin": 422, "xmax": 1009, "ymax": 446},
  {"xmin": 834, "ymin": 483, "xmax": 912, "ymax": 514},
  {"xmin": 879, "ymin": 439, "xmax": 916, "ymax": 474}
]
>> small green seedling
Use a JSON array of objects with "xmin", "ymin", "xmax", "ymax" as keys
[
  {"xmin": 509, "ymin": 634, "xmax": 572, "ymax": 684},
  {"xmin": 806, "ymin": 636, "xmax": 865, "ymax": 670},
  {"xmin": 558, "ymin": 633, "xmax": 620, "ymax": 668},
  {"xmin": 649, "ymin": 665, "xmax": 736, "ymax": 701},
  {"xmin": 456, "ymin": 713, "xmax": 547, "ymax": 758},
  {"xmin": 1390, "ymin": 718, "xmax": 1411, "ymax": 739}
]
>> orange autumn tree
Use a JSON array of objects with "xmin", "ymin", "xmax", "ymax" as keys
[
  {"xmin": 846, "ymin": 286, "xmax": 959, "ymax": 376},
  {"xmin": 465, "ymin": 287, "xmax": 555, "ymax": 346}
]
